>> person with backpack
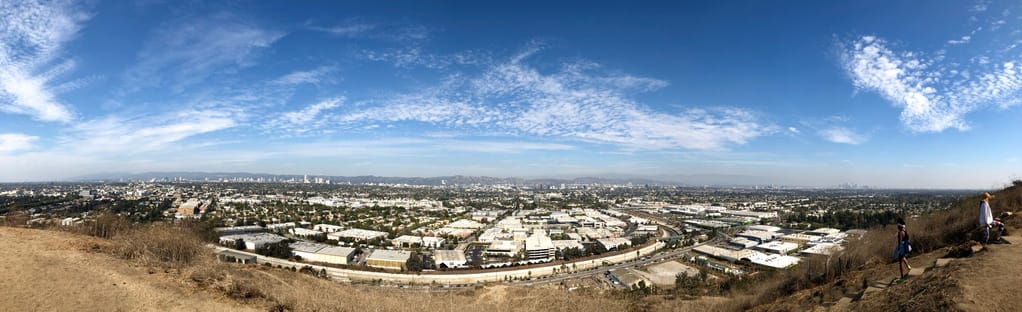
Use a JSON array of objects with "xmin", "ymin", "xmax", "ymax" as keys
[{"xmin": 894, "ymin": 218, "xmax": 912, "ymax": 279}]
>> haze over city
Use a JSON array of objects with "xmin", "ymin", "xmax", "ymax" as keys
[{"xmin": 1, "ymin": 1, "xmax": 1021, "ymax": 188}]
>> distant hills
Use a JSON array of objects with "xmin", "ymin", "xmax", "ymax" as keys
[
  {"xmin": 68, "ymin": 171, "xmax": 676, "ymax": 186},
  {"xmin": 64, "ymin": 171, "xmax": 888, "ymax": 189}
]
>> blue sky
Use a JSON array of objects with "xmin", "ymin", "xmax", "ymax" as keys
[{"xmin": 1, "ymin": 0, "xmax": 1020, "ymax": 188}]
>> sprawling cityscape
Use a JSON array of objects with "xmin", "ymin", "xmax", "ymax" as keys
[
  {"xmin": 3, "ymin": 0, "xmax": 1021, "ymax": 310},
  {"xmin": 0, "ymin": 175, "xmax": 969, "ymax": 291}
]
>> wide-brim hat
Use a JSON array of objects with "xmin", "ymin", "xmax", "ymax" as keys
[{"xmin": 984, "ymin": 192, "xmax": 994, "ymax": 200}]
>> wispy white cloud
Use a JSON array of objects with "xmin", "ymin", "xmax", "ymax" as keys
[
  {"xmin": 275, "ymin": 137, "xmax": 574, "ymax": 159},
  {"xmin": 124, "ymin": 13, "xmax": 285, "ymax": 92},
  {"xmin": 947, "ymin": 35, "xmax": 972, "ymax": 45},
  {"xmin": 362, "ymin": 48, "xmax": 491, "ymax": 69},
  {"xmin": 437, "ymin": 140, "xmax": 576, "ymax": 153},
  {"xmin": 0, "ymin": 133, "xmax": 38, "ymax": 153},
  {"xmin": 971, "ymin": 1, "xmax": 989, "ymax": 12},
  {"xmin": 272, "ymin": 66, "xmax": 337, "ymax": 85},
  {"xmin": 991, "ymin": 19, "xmax": 1007, "ymax": 31},
  {"xmin": 272, "ymin": 98, "xmax": 343, "ymax": 134},
  {"xmin": 0, "ymin": 0, "xmax": 89, "ymax": 122},
  {"xmin": 309, "ymin": 21, "xmax": 428, "ymax": 42},
  {"xmin": 332, "ymin": 49, "xmax": 767, "ymax": 150},
  {"xmin": 817, "ymin": 127, "xmax": 867, "ymax": 145},
  {"xmin": 307, "ymin": 22, "xmax": 376, "ymax": 37},
  {"xmin": 66, "ymin": 109, "xmax": 238, "ymax": 154},
  {"xmin": 840, "ymin": 35, "xmax": 1022, "ymax": 132},
  {"xmin": 787, "ymin": 127, "xmax": 801, "ymax": 135}
]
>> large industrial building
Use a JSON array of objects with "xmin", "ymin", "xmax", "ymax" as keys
[
  {"xmin": 524, "ymin": 232, "xmax": 555, "ymax": 260},
  {"xmin": 218, "ymin": 233, "xmax": 287, "ymax": 250},
  {"xmin": 433, "ymin": 250, "xmax": 468, "ymax": 268},
  {"xmin": 366, "ymin": 250, "xmax": 412, "ymax": 270},
  {"xmin": 290, "ymin": 241, "xmax": 356, "ymax": 265}
]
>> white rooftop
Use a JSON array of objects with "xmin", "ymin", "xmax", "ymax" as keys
[
  {"xmin": 745, "ymin": 252, "xmax": 800, "ymax": 269},
  {"xmin": 433, "ymin": 250, "xmax": 467, "ymax": 263},
  {"xmin": 367, "ymin": 249, "xmax": 411, "ymax": 262},
  {"xmin": 318, "ymin": 246, "xmax": 357, "ymax": 257},
  {"xmin": 525, "ymin": 233, "xmax": 554, "ymax": 251},
  {"xmin": 801, "ymin": 243, "xmax": 844, "ymax": 256},
  {"xmin": 755, "ymin": 241, "xmax": 799, "ymax": 254}
]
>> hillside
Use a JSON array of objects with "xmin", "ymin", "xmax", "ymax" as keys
[
  {"xmin": 0, "ymin": 227, "xmax": 256, "ymax": 312},
  {"xmin": 0, "ymin": 226, "xmax": 726, "ymax": 312},
  {"xmin": 750, "ymin": 182, "xmax": 1022, "ymax": 312},
  {"xmin": 4, "ymin": 182, "xmax": 1019, "ymax": 312}
]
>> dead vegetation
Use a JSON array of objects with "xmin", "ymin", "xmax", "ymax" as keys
[
  {"xmin": 741, "ymin": 181, "xmax": 1022, "ymax": 311},
  {"xmin": 184, "ymin": 260, "xmax": 649, "ymax": 312},
  {"xmin": 4, "ymin": 181, "xmax": 1021, "ymax": 311},
  {"xmin": 111, "ymin": 224, "xmax": 208, "ymax": 266}
]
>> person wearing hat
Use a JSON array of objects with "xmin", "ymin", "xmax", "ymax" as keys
[
  {"xmin": 980, "ymin": 192, "xmax": 998, "ymax": 244},
  {"xmin": 894, "ymin": 218, "xmax": 912, "ymax": 280}
]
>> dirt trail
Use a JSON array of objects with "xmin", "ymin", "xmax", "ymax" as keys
[
  {"xmin": 952, "ymin": 234, "xmax": 1022, "ymax": 312},
  {"xmin": 0, "ymin": 227, "xmax": 256, "ymax": 312},
  {"xmin": 841, "ymin": 232, "xmax": 1022, "ymax": 312}
]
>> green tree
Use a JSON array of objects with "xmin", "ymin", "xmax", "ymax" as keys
[
  {"xmin": 255, "ymin": 240, "xmax": 294, "ymax": 259},
  {"xmin": 406, "ymin": 252, "xmax": 424, "ymax": 272}
]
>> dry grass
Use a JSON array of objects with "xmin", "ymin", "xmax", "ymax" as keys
[
  {"xmin": 10, "ymin": 181, "xmax": 1018, "ymax": 311},
  {"xmin": 110, "ymin": 224, "xmax": 209, "ymax": 267},
  {"xmin": 62, "ymin": 212, "xmax": 132, "ymax": 239},
  {"xmin": 95, "ymin": 221, "xmax": 643, "ymax": 311},
  {"xmin": 186, "ymin": 261, "xmax": 647, "ymax": 312},
  {"xmin": 178, "ymin": 182, "xmax": 1022, "ymax": 312},
  {"xmin": 738, "ymin": 182, "xmax": 1022, "ymax": 311}
]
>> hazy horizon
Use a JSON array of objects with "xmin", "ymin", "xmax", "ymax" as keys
[
  {"xmin": 1, "ymin": 1, "xmax": 1021, "ymax": 189},
  {"xmin": 0, "ymin": 170, "xmax": 1001, "ymax": 190}
]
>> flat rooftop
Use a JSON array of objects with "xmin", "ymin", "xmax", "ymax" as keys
[{"xmin": 367, "ymin": 249, "xmax": 411, "ymax": 262}]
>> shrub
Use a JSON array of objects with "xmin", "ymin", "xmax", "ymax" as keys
[
  {"xmin": 741, "ymin": 186, "xmax": 1022, "ymax": 310},
  {"xmin": 82, "ymin": 213, "xmax": 131, "ymax": 239},
  {"xmin": 111, "ymin": 224, "xmax": 207, "ymax": 266},
  {"xmin": 255, "ymin": 240, "xmax": 294, "ymax": 259}
]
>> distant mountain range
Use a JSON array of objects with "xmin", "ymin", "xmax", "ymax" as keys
[
  {"xmin": 66, "ymin": 171, "xmax": 880, "ymax": 188},
  {"xmin": 68, "ymin": 171, "xmax": 679, "ymax": 186}
]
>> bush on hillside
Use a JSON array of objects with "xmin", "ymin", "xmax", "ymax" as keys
[
  {"xmin": 255, "ymin": 240, "xmax": 294, "ymax": 259},
  {"xmin": 112, "ymin": 224, "xmax": 208, "ymax": 266},
  {"xmin": 741, "ymin": 183, "xmax": 1022, "ymax": 311},
  {"xmin": 81, "ymin": 213, "xmax": 131, "ymax": 239}
]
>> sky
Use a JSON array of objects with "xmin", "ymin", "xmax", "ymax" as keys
[{"xmin": 0, "ymin": 0, "xmax": 1020, "ymax": 188}]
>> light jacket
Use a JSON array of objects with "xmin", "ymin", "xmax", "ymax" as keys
[{"xmin": 979, "ymin": 200, "xmax": 994, "ymax": 226}]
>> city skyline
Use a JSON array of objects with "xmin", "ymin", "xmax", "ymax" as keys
[{"xmin": 1, "ymin": 0, "xmax": 1021, "ymax": 188}]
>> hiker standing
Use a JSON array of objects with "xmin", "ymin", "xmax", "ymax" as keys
[
  {"xmin": 980, "ymin": 192, "xmax": 1000, "ymax": 244},
  {"xmin": 896, "ymin": 220, "xmax": 911, "ymax": 279}
]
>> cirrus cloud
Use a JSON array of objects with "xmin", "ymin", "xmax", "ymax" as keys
[
  {"xmin": 329, "ymin": 48, "xmax": 769, "ymax": 150},
  {"xmin": 840, "ymin": 34, "xmax": 1022, "ymax": 132},
  {"xmin": 817, "ymin": 127, "xmax": 867, "ymax": 145},
  {"xmin": 0, "ymin": 0, "xmax": 89, "ymax": 123},
  {"xmin": 0, "ymin": 133, "xmax": 38, "ymax": 153}
]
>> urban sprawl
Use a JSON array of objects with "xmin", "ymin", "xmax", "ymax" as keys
[{"xmin": 0, "ymin": 177, "xmax": 968, "ymax": 291}]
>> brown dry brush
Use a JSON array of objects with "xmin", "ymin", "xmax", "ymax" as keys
[
  {"xmin": 110, "ymin": 223, "xmax": 209, "ymax": 266},
  {"xmin": 55, "ymin": 212, "xmax": 132, "ymax": 239},
  {"xmin": 84, "ymin": 213, "xmax": 132, "ymax": 238},
  {"xmin": 739, "ymin": 183, "xmax": 1022, "ymax": 311},
  {"xmin": 187, "ymin": 261, "xmax": 640, "ymax": 312}
]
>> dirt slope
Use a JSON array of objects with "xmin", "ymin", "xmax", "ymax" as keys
[
  {"xmin": 1, "ymin": 226, "xmax": 723, "ymax": 312},
  {"xmin": 946, "ymin": 235, "xmax": 1022, "ymax": 311},
  {"xmin": 9, "ymin": 218, "xmax": 1019, "ymax": 312},
  {"xmin": 0, "ymin": 227, "xmax": 256, "ymax": 312}
]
